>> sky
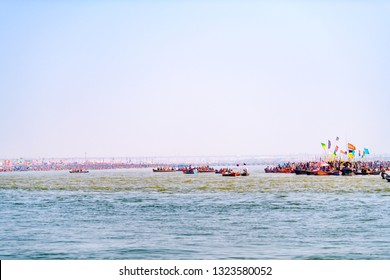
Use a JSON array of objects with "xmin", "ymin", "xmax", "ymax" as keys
[{"xmin": 1, "ymin": 1, "xmax": 389, "ymax": 159}]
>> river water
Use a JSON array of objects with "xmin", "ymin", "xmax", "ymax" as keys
[{"xmin": 1, "ymin": 166, "xmax": 390, "ymax": 259}]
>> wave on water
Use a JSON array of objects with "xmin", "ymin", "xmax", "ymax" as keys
[{"xmin": 1, "ymin": 168, "xmax": 390, "ymax": 194}]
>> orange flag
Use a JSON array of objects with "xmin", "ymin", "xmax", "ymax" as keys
[{"xmin": 348, "ymin": 143, "xmax": 356, "ymax": 150}]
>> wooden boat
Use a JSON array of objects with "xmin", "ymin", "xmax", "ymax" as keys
[
  {"xmin": 264, "ymin": 167, "xmax": 293, "ymax": 173},
  {"xmin": 241, "ymin": 169, "xmax": 249, "ymax": 176},
  {"xmin": 279, "ymin": 168, "xmax": 293, "ymax": 173},
  {"xmin": 69, "ymin": 169, "xmax": 89, "ymax": 173},
  {"xmin": 222, "ymin": 171, "xmax": 241, "ymax": 177},
  {"xmin": 215, "ymin": 168, "xmax": 227, "ymax": 174},
  {"xmin": 313, "ymin": 170, "xmax": 331, "ymax": 176},
  {"xmin": 382, "ymin": 172, "xmax": 390, "ymax": 181},
  {"xmin": 197, "ymin": 168, "xmax": 215, "ymax": 173},
  {"xmin": 183, "ymin": 169, "xmax": 198, "ymax": 174},
  {"xmin": 341, "ymin": 168, "xmax": 354, "ymax": 176},
  {"xmin": 294, "ymin": 169, "xmax": 308, "ymax": 175},
  {"xmin": 264, "ymin": 167, "xmax": 277, "ymax": 173},
  {"xmin": 355, "ymin": 169, "xmax": 380, "ymax": 176},
  {"xmin": 331, "ymin": 170, "xmax": 342, "ymax": 176},
  {"xmin": 152, "ymin": 168, "xmax": 176, "ymax": 172}
]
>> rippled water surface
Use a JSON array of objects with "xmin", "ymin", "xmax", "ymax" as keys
[{"xmin": 1, "ymin": 167, "xmax": 390, "ymax": 259}]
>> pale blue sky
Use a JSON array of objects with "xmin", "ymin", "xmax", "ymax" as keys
[{"xmin": 1, "ymin": 1, "xmax": 389, "ymax": 158}]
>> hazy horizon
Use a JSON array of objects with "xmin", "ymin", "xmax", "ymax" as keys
[{"xmin": 1, "ymin": 1, "xmax": 389, "ymax": 159}]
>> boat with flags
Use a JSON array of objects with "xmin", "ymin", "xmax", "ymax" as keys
[{"xmin": 264, "ymin": 137, "xmax": 384, "ymax": 177}]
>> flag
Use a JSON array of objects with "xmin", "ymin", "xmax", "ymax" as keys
[
  {"xmin": 348, "ymin": 143, "xmax": 356, "ymax": 150},
  {"xmin": 321, "ymin": 143, "xmax": 326, "ymax": 150},
  {"xmin": 348, "ymin": 151, "xmax": 355, "ymax": 159},
  {"xmin": 334, "ymin": 145, "xmax": 339, "ymax": 153},
  {"xmin": 364, "ymin": 148, "xmax": 370, "ymax": 155},
  {"xmin": 336, "ymin": 136, "xmax": 339, "ymax": 141},
  {"xmin": 358, "ymin": 150, "xmax": 361, "ymax": 157},
  {"xmin": 328, "ymin": 140, "xmax": 331, "ymax": 149}
]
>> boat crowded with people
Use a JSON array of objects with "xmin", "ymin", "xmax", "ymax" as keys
[
  {"xmin": 266, "ymin": 159, "xmax": 387, "ymax": 177},
  {"xmin": 197, "ymin": 166, "xmax": 215, "ymax": 173},
  {"xmin": 222, "ymin": 170, "xmax": 241, "ymax": 177},
  {"xmin": 152, "ymin": 167, "xmax": 176, "ymax": 172},
  {"xmin": 183, "ymin": 168, "xmax": 198, "ymax": 174}
]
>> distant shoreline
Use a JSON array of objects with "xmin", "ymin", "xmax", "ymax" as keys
[{"xmin": 2, "ymin": 155, "xmax": 390, "ymax": 172}]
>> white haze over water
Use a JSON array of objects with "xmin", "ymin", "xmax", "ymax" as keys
[{"xmin": 1, "ymin": 1, "xmax": 389, "ymax": 159}]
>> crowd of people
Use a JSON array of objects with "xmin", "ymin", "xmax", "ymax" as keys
[
  {"xmin": 0, "ymin": 160, "xmax": 154, "ymax": 172},
  {"xmin": 265, "ymin": 160, "xmax": 390, "ymax": 175}
]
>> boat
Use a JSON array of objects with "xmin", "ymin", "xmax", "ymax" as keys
[
  {"xmin": 197, "ymin": 166, "xmax": 215, "ymax": 173},
  {"xmin": 241, "ymin": 168, "xmax": 249, "ymax": 176},
  {"xmin": 331, "ymin": 170, "xmax": 342, "ymax": 176},
  {"xmin": 313, "ymin": 170, "xmax": 331, "ymax": 176},
  {"xmin": 355, "ymin": 169, "xmax": 380, "ymax": 175},
  {"xmin": 264, "ymin": 166, "xmax": 277, "ymax": 173},
  {"xmin": 341, "ymin": 162, "xmax": 354, "ymax": 176},
  {"xmin": 183, "ymin": 169, "xmax": 198, "ymax": 174},
  {"xmin": 312, "ymin": 162, "xmax": 332, "ymax": 176},
  {"xmin": 382, "ymin": 172, "xmax": 390, "ymax": 181},
  {"xmin": 294, "ymin": 169, "xmax": 308, "ymax": 175},
  {"xmin": 215, "ymin": 168, "xmax": 227, "ymax": 174},
  {"xmin": 222, "ymin": 171, "xmax": 241, "ymax": 177},
  {"xmin": 69, "ymin": 169, "xmax": 89, "ymax": 173},
  {"xmin": 341, "ymin": 167, "xmax": 354, "ymax": 176},
  {"xmin": 279, "ymin": 168, "xmax": 293, "ymax": 173},
  {"xmin": 264, "ymin": 166, "xmax": 293, "ymax": 173},
  {"xmin": 152, "ymin": 167, "xmax": 176, "ymax": 172}
]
